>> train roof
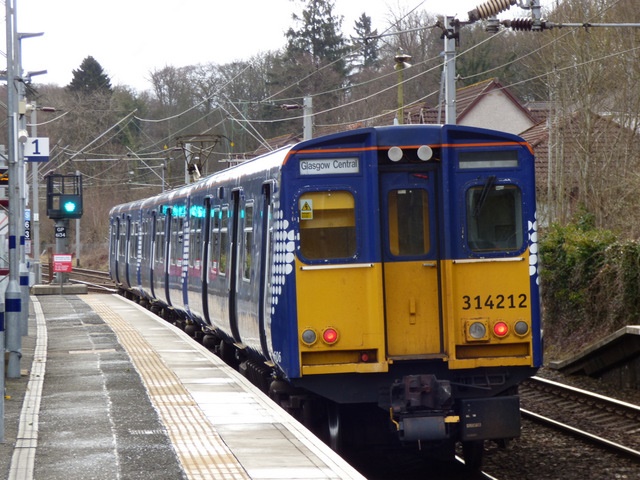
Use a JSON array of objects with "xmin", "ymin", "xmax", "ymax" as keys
[{"xmin": 109, "ymin": 124, "xmax": 532, "ymax": 217}]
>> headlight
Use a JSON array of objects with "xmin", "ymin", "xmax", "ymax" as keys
[
  {"xmin": 301, "ymin": 328, "xmax": 317, "ymax": 346},
  {"xmin": 465, "ymin": 320, "xmax": 489, "ymax": 341},
  {"xmin": 514, "ymin": 320, "xmax": 529, "ymax": 336},
  {"xmin": 469, "ymin": 321, "xmax": 487, "ymax": 339}
]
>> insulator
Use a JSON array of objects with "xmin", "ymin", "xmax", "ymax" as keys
[
  {"xmin": 507, "ymin": 18, "xmax": 534, "ymax": 31},
  {"xmin": 468, "ymin": 0, "xmax": 517, "ymax": 22},
  {"xmin": 503, "ymin": 18, "xmax": 547, "ymax": 31}
]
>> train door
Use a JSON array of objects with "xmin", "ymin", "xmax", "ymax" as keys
[
  {"xmin": 258, "ymin": 181, "xmax": 275, "ymax": 359},
  {"xmin": 380, "ymin": 169, "xmax": 443, "ymax": 357},
  {"xmin": 117, "ymin": 216, "xmax": 129, "ymax": 286},
  {"xmin": 164, "ymin": 207, "xmax": 174, "ymax": 307},
  {"xmin": 200, "ymin": 197, "xmax": 212, "ymax": 324},
  {"xmin": 125, "ymin": 215, "xmax": 134, "ymax": 289},
  {"xmin": 111, "ymin": 217, "xmax": 121, "ymax": 285},
  {"xmin": 149, "ymin": 211, "xmax": 157, "ymax": 299},
  {"xmin": 228, "ymin": 189, "xmax": 242, "ymax": 343}
]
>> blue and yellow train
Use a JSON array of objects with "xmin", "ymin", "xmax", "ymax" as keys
[{"xmin": 109, "ymin": 124, "xmax": 542, "ymax": 467}]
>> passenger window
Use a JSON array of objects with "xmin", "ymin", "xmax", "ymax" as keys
[
  {"xmin": 243, "ymin": 203, "xmax": 254, "ymax": 281},
  {"xmin": 170, "ymin": 217, "xmax": 184, "ymax": 266},
  {"xmin": 140, "ymin": 220, "xmax": 148, "ymax": 261},
  {"xmin": 388, "ymin": 189, "xmax": 430, "ymax": 256},
  {"xmin": 299, "ymin": 191, "xmax": 356, "ymax": 260},
  {"xmin": 129, "ymin": 222, "xmax": 139, "ymax": 262},
  {"xmin": 110, "ymin": 223, "xmax": 117, "ymax": 257},
  {"xmin": 219, "ymin": 207, "xmax": 229, "ymax": 275},
  {"xmin": 155, "ymin": 216, "xmax": 165, "ymax": 264},
  {"xmin": 189, "ymin": 216, "xmax": 202, "ymax": 268},
  {"xmin": 466, "ymin": 183, "xmax": 523, "ymax": 252},
  {"xmin": 209, "ymin": 208, "xmax": 220, "ymax": 275},
  {"xmin": 118, "ymin": 220, "xmax": 126, "ymax": 257}
]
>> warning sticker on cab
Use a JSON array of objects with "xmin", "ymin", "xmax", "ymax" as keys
[{"xmin": 300, "ymin": 199, "xmax": 313, "ymax": 220}]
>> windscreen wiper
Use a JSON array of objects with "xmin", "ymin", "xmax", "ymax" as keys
[{"xmin": 473, "ymin": 175, "xmax": 496, "ymax": 218}]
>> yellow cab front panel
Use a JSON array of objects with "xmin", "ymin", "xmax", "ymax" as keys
[{"xmin": 284, "ymin": 125, "xmax": 541, "ymax": 385}]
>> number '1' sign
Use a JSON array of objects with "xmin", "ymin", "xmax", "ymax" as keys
[{"xmin": 24, "ymin": 137, "xmax": 50, "ymax": 162}]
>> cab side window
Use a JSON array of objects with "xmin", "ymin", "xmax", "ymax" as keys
[
  {"xmin": 299, "ymin": 190, "xmax": 356, "ymax": 260},
  {"xmin": 466, "ymin": 184, "xmax": 523, "ymax": 252}
]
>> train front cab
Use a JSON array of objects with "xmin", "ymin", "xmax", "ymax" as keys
[
  {"xmin": 384, "ymin": 126, "xmax": 541, "ymax": 454},
  {"xmin": 288, "ymin": 126, "xmax": 541, "ymax": 463}
]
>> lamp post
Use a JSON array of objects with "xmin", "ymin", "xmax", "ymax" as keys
[
  {"xmin": 394, "ymin": 53, "xmax": 412, "ymax": 125},
  {"xmin": 26, "ymin": 102, "xmax": 54, "ymax": 284}
]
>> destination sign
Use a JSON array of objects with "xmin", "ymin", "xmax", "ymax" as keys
[{"xmin": 299, "ymin": 158, "xmax": 359, "ymax": 176}]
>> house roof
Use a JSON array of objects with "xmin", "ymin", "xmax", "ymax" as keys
[{"xmin": 404, "ymin": 78, "xmax": 538, "ymax": 127}]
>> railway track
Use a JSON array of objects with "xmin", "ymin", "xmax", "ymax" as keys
[
  {"xmin": 41, "ymin": 264, "xmax": 117, "ymax": 293},
  {"xmin": 519, "ymin": 376, "xmax": 640, "ymax": 460}
]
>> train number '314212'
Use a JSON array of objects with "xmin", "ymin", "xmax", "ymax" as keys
[{"xmin": 462, "ymin": 294, "xmax": 528, "ymax": 310}]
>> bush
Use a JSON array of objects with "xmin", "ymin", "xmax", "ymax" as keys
[{"xmin": 539, "ymin": 219, "xmax": 640, "ymax": 359}]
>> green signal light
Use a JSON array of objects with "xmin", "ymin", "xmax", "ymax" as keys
[{"xmin": 63, "ymin": 201, "xmax": 77, "ymax": 213}]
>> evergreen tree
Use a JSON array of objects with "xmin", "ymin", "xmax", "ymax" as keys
[
  {"xmin": 352, "ymin": 13, "xmax": 379, "ymax": 70},
  {"xmin": 67, "ymin": 56, "xmax": 113, "ymax": 94},
  {"xmin": 285, "ymin": 0, "xmax": 348, "ymax": 76}
]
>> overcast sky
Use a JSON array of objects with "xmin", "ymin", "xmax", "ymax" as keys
[{"xmin": 12, "ymin": 0, "xmax": 535, "ymax": 92}]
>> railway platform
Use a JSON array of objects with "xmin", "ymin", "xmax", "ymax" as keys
[
  {"xmin": 1, "ymin": 294, "xmax": 365, "ymax": 480},
  {"xmin": 549, "ymin": 325, "xmax": 640, "ymax": 389}
]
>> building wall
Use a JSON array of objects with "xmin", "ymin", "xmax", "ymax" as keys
[{"xmin": 459, "ymin": 90, "xmax": 535, "ymax": 135}]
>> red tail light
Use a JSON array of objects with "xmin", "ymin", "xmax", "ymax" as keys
[
  {"xmin": 359, "ymin": 350, "xmax": 376, "ymax": 363},
  {"xmin": 322, "ymin": 328, "xmax": 339, "ymax": 345},
  {"xmin": 493, "ymin": 322, "xmax": 509, "ymax": 337}
]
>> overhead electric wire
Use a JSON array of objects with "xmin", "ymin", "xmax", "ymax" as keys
[
  {"xmin": 227, "ymin": 20, "xmax": 508, "ymax": 128},
  {"xmin": 40, "ymin": 109, "xmax": 138, "ymax": 177},
  {"xmin": 458, "ymin": 0, "xmax": 625, "ymax": 83},
  {"xmin": 132, "ymin": 63, "xmax": 253, "ymax": 124},
  {"xmin": 26, "ymin": 110, "xmax": 69, "ymax": 127},
  {"xmin": 499, "ymin": 43, "xmax": 640, "ymax": 93},
  {"xmin": 29, "ymin": 2, "xmax": 461, "ymax": 162},
  {"xmin": 128, "ymin": 65, "xmax": 254, "ymax": 156},
  {"xmin": 261, "ymin": 0, "xmax": 428, "ymax": 104},
  {"xmin": 42, "ymin": 0, "xmax": 638, "ymax": 175},
  {"xmin": 135, "ymin": 106, "xmax": 228, "ymax": 156},
  {"xmin": 218, "ymin": 99, "xmax": 273, "ymax": 151}
]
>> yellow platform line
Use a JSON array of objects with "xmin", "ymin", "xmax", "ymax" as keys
[{"xmin": 84, "ymin": 296, "xmax": 250, "ymax": 480}]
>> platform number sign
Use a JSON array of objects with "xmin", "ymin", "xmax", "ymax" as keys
[{"xmin": 24, "ymin": 137, "xmax": 50, "ymax": 162}]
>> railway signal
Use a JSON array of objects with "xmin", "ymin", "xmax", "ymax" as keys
[
  {"xmin": 46, "ymin": 174, "xmax": 83, "ymax": 219},
  {"xmin": 61, "ymin": 196, "xmax": 81, "ymax": 217}
]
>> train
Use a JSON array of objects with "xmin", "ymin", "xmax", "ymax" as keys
[{"xmin": 109, "ymin": 124, "xmax": 542, "ymax": 469}]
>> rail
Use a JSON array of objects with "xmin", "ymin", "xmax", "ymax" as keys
[
  {"xmin": 520, "ymin": 376, "xmax": 640, "ymax": 460},
  {"xmin": 40, "ymin": 264, "xmax": 117, "ymax": 293}
]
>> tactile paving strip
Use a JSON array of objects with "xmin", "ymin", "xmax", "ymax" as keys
[{"xmin": 84, "ymin": 296, "xmax": 250, "ymax": 480}]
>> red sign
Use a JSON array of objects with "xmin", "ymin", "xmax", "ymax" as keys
[{"xmin": 53, "ymin": 254, "xmax": 73, "ymax": 273}]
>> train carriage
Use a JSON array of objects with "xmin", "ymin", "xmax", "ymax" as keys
[{"xmin": 109, "ymin": 124, "xmax": 542, "ymax": 468}]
